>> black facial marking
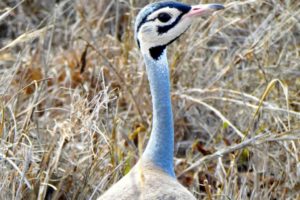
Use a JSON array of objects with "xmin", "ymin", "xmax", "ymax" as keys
[
  {"xmin": 157, "ymin": 12, "xmax": 185, "ymax": 35},
  {"xmin": 137, "ymin": 39, "xmax": 141, "ymax": 49},
  {"xmin": 149, "ymin": 25, "xmax": 190, "ymax": 60},
  {"xmin": 136, "ymin": 1, "xmax": 191, "ymax": 35},
  {"xmin": 149, "ymin": 45, "xmax": 166, "ymax": 60}
]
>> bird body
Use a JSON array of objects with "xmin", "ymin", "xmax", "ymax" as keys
[
  {"xmin": 99, "ymin": 160, "xmax": 195, "ymax": 200},
  {"xmin": 99, "ymin": 1, "xmax": 224, "ymax": 199}
]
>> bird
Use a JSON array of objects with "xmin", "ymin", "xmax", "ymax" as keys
[{"xmin": 99, "ymin": 1, "xmax": 224, "ymax": 199}]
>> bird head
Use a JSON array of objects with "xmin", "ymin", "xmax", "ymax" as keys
[{"xmin": 134, "ymin": 1, "xmax": 224, "ymax": 60}]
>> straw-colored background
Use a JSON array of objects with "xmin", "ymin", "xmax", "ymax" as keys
[{"xmin": 0, "ymin": 0, "xmax": 299, "ymax": 199}]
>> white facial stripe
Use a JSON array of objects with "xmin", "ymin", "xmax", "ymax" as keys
[
  {"xmin": 146, "ymin": 7, "xmax": 181, "ymax": 22},
  {"xmin": 138, "ymin": 16, "xmax": 193, "ymax": 55},
  {"xmin": 137, "ymin": 6, "xmax": 194, "ymax": 58}
]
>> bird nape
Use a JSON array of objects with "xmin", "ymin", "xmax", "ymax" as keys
[{"xmin": 99, "ymin": 1, "xmax": 224, "ymax": 199}]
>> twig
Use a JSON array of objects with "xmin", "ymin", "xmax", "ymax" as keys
[{"xmin": 178, "ymin": 130, "xmax": 300, "ymax": 178}]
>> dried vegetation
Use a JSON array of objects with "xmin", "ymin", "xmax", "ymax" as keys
[{"xmin": 0, "ymin": 0, "xmax": 299, "ymax": 199}]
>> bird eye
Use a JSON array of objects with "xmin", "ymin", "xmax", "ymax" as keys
[{"xmin": 157, "ymin": 13, "xmax": 172, "ymax": 23}]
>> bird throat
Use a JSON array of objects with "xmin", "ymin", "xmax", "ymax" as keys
[
  {"xmin": 148, "ymin": 30, "xmax": 187, "ymax": 61},
  {"xmin": 149, "ymin": 45, "xmax": 166, "ymax": 60},
  {"xmin": 142, "ymin": 50, "xmax": 175, "ymax": 177}
]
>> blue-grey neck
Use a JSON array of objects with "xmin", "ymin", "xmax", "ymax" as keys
[{"xmin": 142, "ymin": 49, "xmax": 175, "ymax": 177}]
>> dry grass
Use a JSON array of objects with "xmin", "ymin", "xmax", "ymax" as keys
[{"xmin": 0, "ymin": 0, "xmax": 299, "ymax": 199}]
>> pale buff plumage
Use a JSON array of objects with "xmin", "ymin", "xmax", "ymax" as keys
[{"xmin": 98, "ymin": 160, "xmax": 196, "ymax": 200}]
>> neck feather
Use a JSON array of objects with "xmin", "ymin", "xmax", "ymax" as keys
[{"xmin": 142, "ymin": 49, "xmax": 175, "ymax": 177}]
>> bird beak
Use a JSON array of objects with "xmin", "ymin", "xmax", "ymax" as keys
[{"xmin": 185, "ymin": 4, "xmax": 225, "ymax": 18}]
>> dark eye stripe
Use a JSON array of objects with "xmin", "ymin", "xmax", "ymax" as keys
[
  {"xmin": 157, "ymin": 12, "xmax": 185, "ymax": 35},
  {"xmin": 136, "ymin": 2, "xmax": 191, "ymax": 36}
]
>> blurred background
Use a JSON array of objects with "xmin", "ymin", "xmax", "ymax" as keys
[{"xmin": 0, "ymin": 0, "xmax": 299, "ymax": 199}]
